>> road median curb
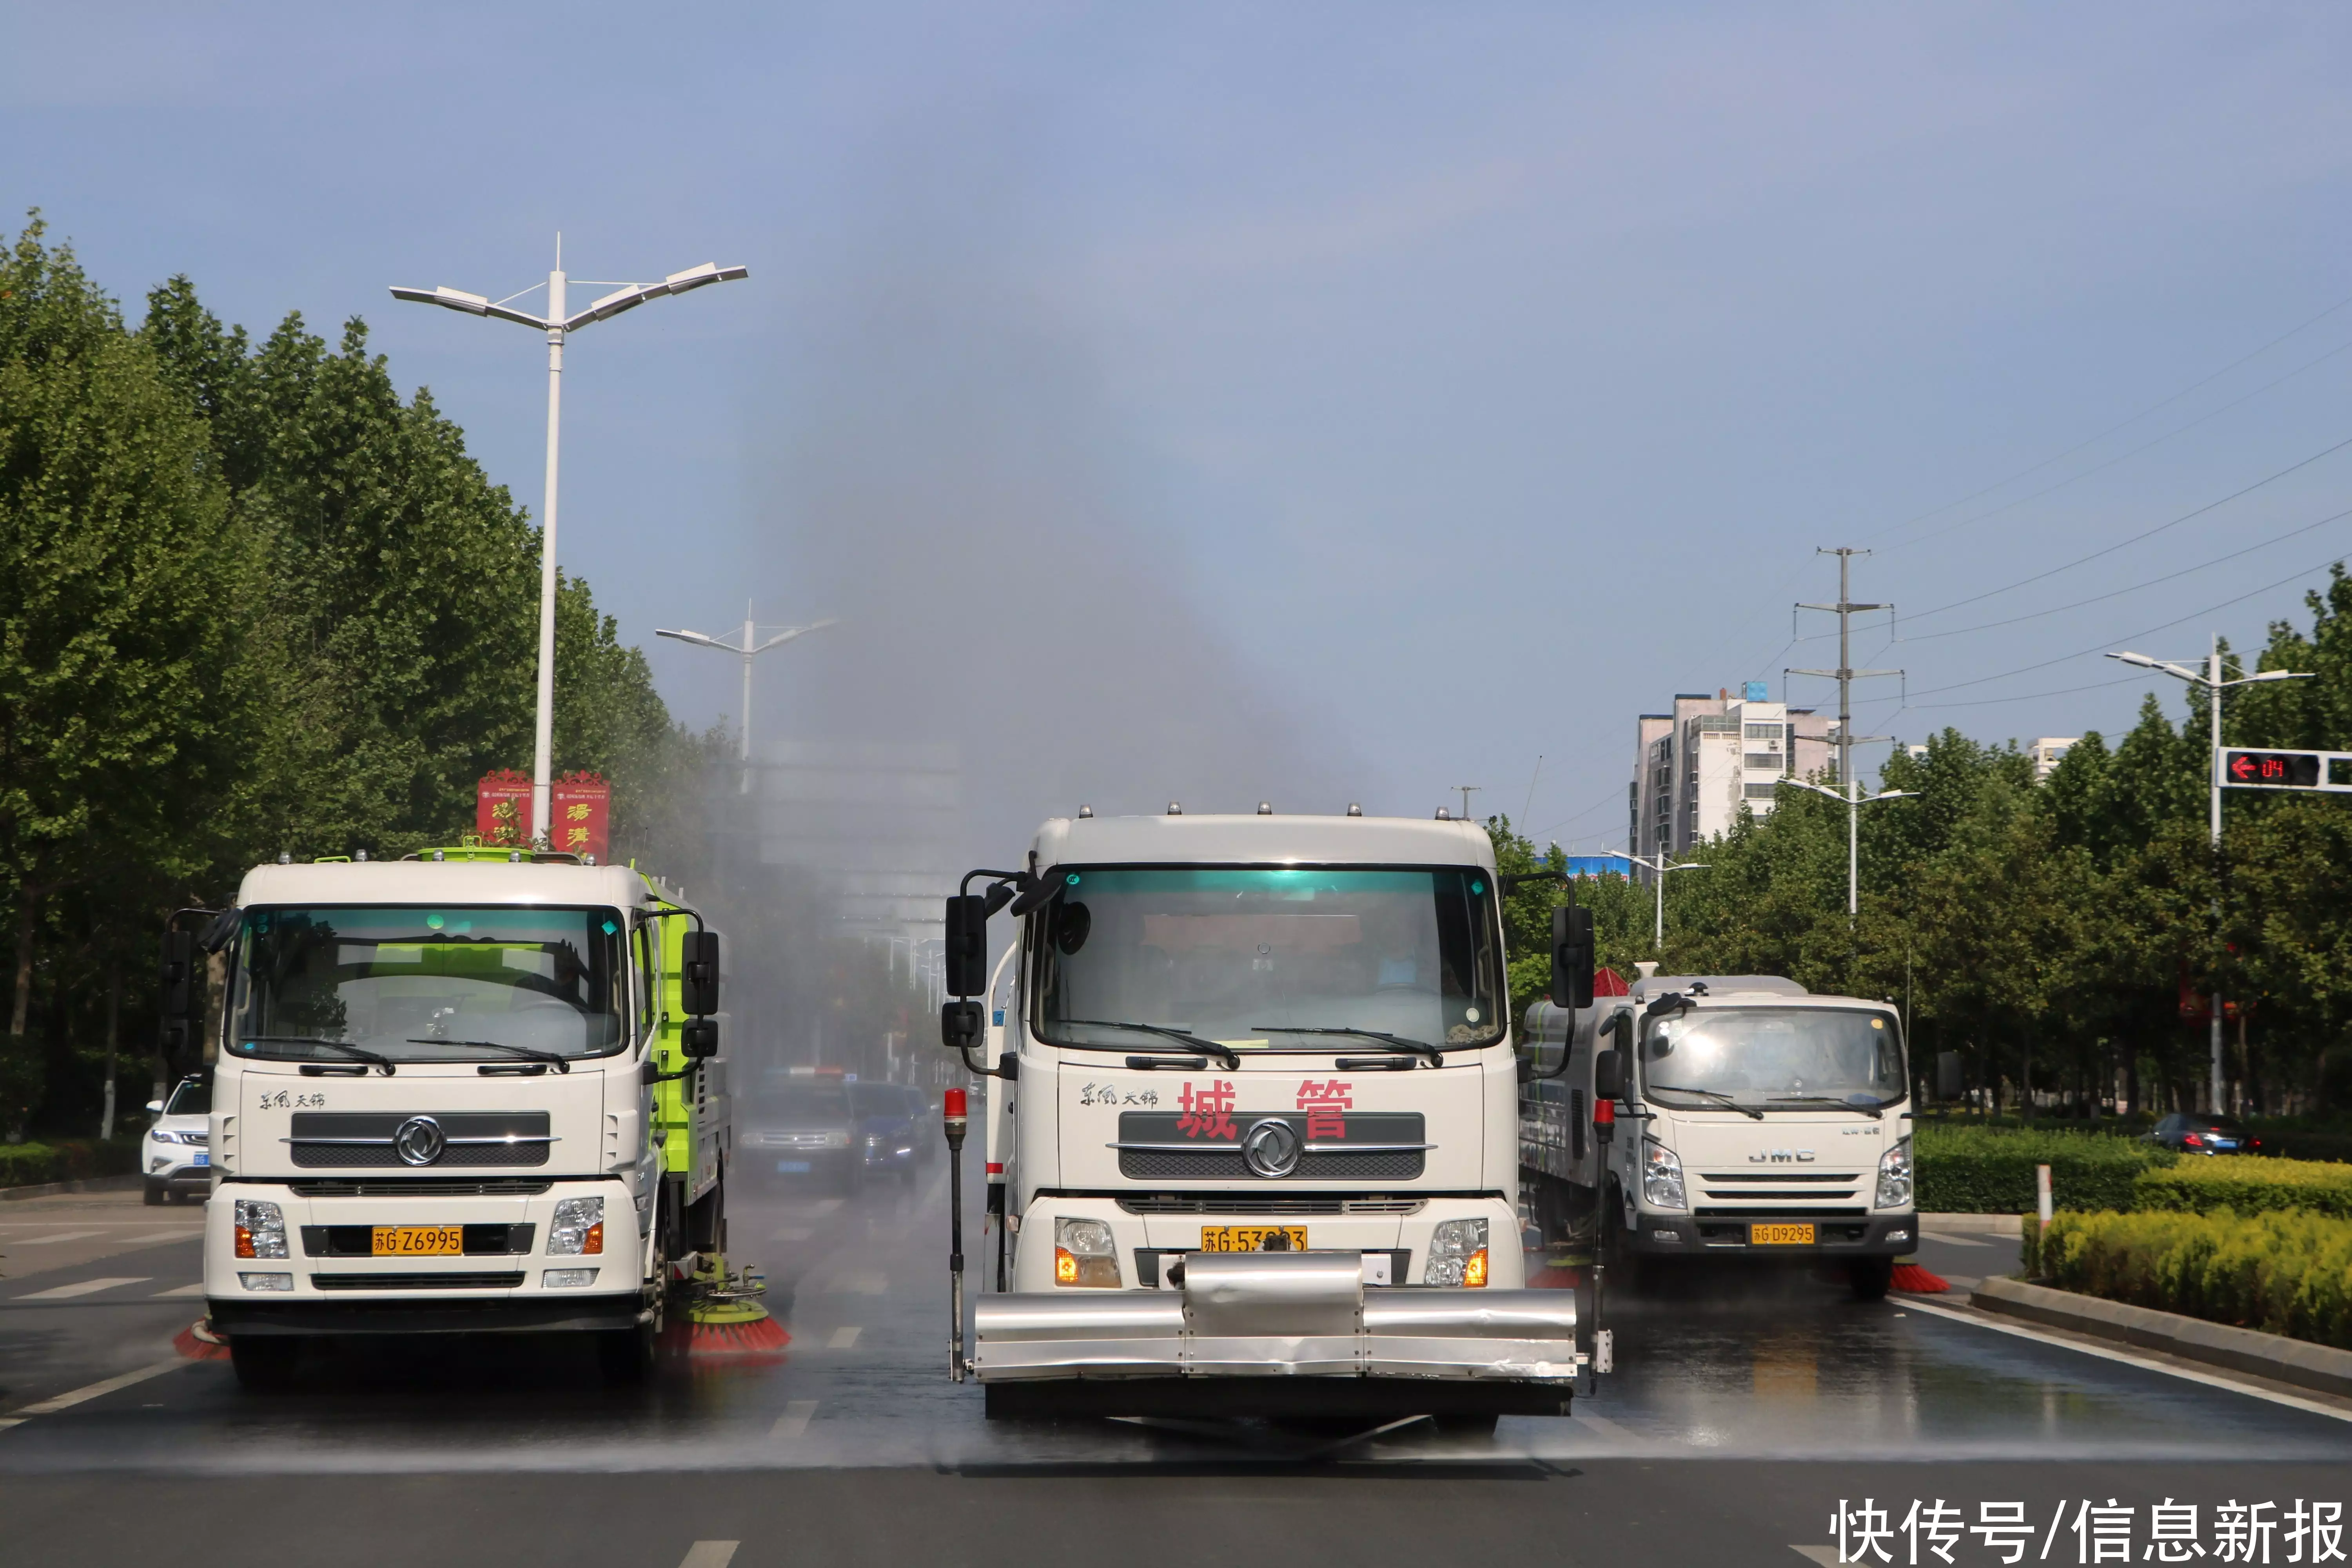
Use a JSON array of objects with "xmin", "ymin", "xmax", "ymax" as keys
[
  {"xmin": 1971, "ymin": 1274, "xmax": 2352, "ymax": 1399},
  {"xmin": 0, "ymin": 1174, "xmax": 143, "ymax": 1203}
]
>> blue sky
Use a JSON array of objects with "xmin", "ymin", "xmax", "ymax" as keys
[{"xmin": 11, "ymin": 3, "xmax": 2352, "ymax": 855}]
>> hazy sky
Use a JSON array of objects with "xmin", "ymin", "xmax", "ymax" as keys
[{"xmin": 11, "ymin": 3, "xmax": 2352, "ymax": 855}]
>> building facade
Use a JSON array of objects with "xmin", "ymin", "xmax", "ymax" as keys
[{"xmin": 1628, "ymin": 682, "xmax": 1836, "ymax": 867}]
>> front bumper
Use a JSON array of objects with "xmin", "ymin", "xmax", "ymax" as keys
[
  {"xmin": 1626, "ymin": 1211, "xmax": 1917, "ymax": 1256},
  {"xmin": 973, "ymin": 1250, "xmax": 1579, "ymax": 1406}
]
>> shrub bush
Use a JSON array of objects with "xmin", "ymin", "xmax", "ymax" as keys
[
  {"xmin": 2025, "ymin": 1206, "xmax": 2352, "ymax": 1349},
  {"xmin": 1915, "ymin": 1123, "xmax": 2174, "ymax": 1214},
  {"xmin": 0, "ymin": 1138, "xmax": 142, "ymax": 1189},
  {"xmin": 2134, "ymin": 1156, "xmax": 2352, "ymax": 1220}
]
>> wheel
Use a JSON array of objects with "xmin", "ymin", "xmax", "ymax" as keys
[
  {"xmin": 229, "ymin": 1334, "xmax": 300, "ymax": 1390},
  {"xmin": 143, "ymin": 1181, "xmax": 165, "ymax": 1207},
  {"xmin": 597, "ymin": 1321, "xmax": 658, "ymax": 1384},
  {"xmin": 1847, "ymin": 1257, "xmax": 1893, "ymax": 1301}
]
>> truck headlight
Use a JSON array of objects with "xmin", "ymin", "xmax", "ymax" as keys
[
  {"xmin": 548, "ymin": 1196, "xmax": 605, "ymax": 1256},
  {"xmin": 1641, "ymin": 1138, "xmax": 1687, "ymax": 1212},
  {"xmin": 234, "ymin": 1199, "xmax": 287, "ymax": 1259},
  {"xmin": 1423, "ymin": 1217, "xmax": 1489, "ymax": 1287},
  {"xmin": 1876, "ymin": 1136, "xmax": 1913, "ymax": 1210},
  {"xmin": 1053, "ymin": 1217, "xmax": 1120, "ymax": 1287}
]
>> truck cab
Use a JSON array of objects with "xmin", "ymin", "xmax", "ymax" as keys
[
  {"xmin": 953, "ymin": 810, "xmax": 1588, "ymax": 1422},
  {"xmin": 1521, "ymin": 974, "xmax": 1915, "ymax": 1298},
  {"xmin": 183, "ymin": 849, "xmax": 728, "ymax": 1385}
]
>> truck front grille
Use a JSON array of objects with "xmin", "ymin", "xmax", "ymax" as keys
[
  {"xmin": 310, "ymin": 1272, "xmax": 528, "ymax": 1290},
  {"xmin": 289, "ymin": 1178, "xmax": 554, "ymax": 1198},
  {"xmin": 287, "ymin": 1111, "xmax": 552, "ymax": 1168},
  {"xmin": 1118, "ymin": 1147, "xmax": 1425, "ymax": 1180},
  {"xmin": 1117, "ymin": 1194, "xmax": 1426, "ymax": 1216}
]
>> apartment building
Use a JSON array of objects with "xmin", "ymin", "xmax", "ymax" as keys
[{"xmin": 1628, "ymin": 682, "xmax": 1836, "ymax": 866}]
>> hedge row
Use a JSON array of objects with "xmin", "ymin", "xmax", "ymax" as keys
[
  {"xmin": 1915, "ymin": 1124, "xmax": 2174, "ymax": 1214},
  {"xmin": 2024, "ymin": 1206, "xmax": 2352, "ymax": 1350},
  {"xmin": 2134, "ymin": 1156, "xmax": 2352, "ymax": 1220},
  {"xmin": 0, "ymin": 1138, "xmax": 142, "ymax": 1189}
]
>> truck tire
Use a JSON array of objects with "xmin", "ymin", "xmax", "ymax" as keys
[
  {"xmin": 143, "ymin": 1180, "xmax": 165, "ymax": 1207},
  {"xmin": 1847, "ymin": 1257, "xmax": 1893, "ymax": 1301},
  {"xmin": 597, "ymin": 1322, "xmax": 658, "ymax": 1384},
  {"xmin": 229, "ymin": 1334, "xmax": 299, "ymax": 1390}
]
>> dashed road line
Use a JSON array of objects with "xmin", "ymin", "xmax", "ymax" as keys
[
  {"xmin": 154, "ymin": 1283, "xmax": 207, "ymax": 1298},
  {"xmin": 677, "ymin": 1543, "xmax": 739, "ymax": 1568},
  {"xmin": 770, "ymin": 1398, "xmax": 818, "ymax": 1437},
  {"xmin": 1790, "ymin": 1548, "xmax": 1841, "ymax": 1566},
  {"xmin": 809, "ymin": 1199, "xmax": 844, "ymax": 1215},
  {"xmin": 10, "ymin": 1230, "xmax": 105, "ymax": 1246},
  {"xmin": 0, "ymin": 1357, "xmax": 183, "ymax": 1431},
  {"xmin": 14, "ymin": 1277, "xmax": 151, "ymax": 1301},
  {"xmin": 119, "ymin": 1230, "xmax": 203, "ymax": 1245},
  {"xmin": 826, "ymin": 1326, "xmax": 860, "ymax": 1350}
]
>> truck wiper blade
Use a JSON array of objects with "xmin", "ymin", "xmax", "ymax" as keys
[
  {"xmin": 407, "ymin": 1038, "xmax": 571, "ymax": 1073},
  {"xmin": 243, "ymin": 1036, "xmax": 396, "ymax": 1076},
  {"xmin": 1063, "ymin": 1020, "xmax": 1240, "ymax": 1069},
  {"xmin": 1646, "ymin": 1083, "xmax": 1764, "ymax": 1119},
  {"xmin": 1766, "ymin": 1094, "xmax": 1883, "ymax": 1119},
  {"xmin": 1250, "ymin": 1026, "xmax": 1443, "ymax": 1066}
]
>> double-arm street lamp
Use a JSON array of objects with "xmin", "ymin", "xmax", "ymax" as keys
[
  {"xmin": 1783, "ymin": 777, "xmax": 1918, "ymax": 921},
  {"xmin": 1615, "ymin": 846, "xmax": 1710, "ymax": 953},
  {"xmin": 2106, "ymin": 637, "xmax": 2314, "ymax": 1113},
  {"xmin": 657, "ymin": 608, "xmax": 838, "ymax": 792},
  {"xmin": 392, "ymin": 245, "xmax": 748, "ymax": 842}
]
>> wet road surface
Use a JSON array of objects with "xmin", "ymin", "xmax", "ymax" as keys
[{"xmin": 2, "ymin": 1176, "xmax": 2347, "ymax": 1565}]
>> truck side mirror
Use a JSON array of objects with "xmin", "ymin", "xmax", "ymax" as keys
[
  {"xmin": 944, "ymin": 894, "xmax": 988, "ymax": 998},
  {"xmin": 680, "ymin": 1017, "xmax": 719, "ymax": 1059},
  {"xmin": 1551, "ymin": 905, "xmax": 1595, "ymax": 1009},
  {"xmin": 680, "ymin": 931, "xmax": 720, "ymax": 1016},
  {"xmin": 160, "ymin": 930, "xmax": 205, "ymax": 1059},
  {"xmin": 1594, "ymin": 1048, "xmax": 1626, "ymax": 1101},
  {"xmin": 1935, "ymin": 1050, "xmax": 1964, "ymax": 1103},
  {"xmin": 941, "ymin": 999, "xmax": 983, "ymax": 1053}
]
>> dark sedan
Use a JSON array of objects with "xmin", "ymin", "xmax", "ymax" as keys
[
  {"xmin": 739, "ymin": 1085, "xmax": 861, "ymax": 1192},
  {"xmin": 2146, "ymin": 1112, "xmax": 2263, "ymax": 1155},
  {"xmin": 851, "ymin": 1082, "xmax": 921, "ymax": 1185}
]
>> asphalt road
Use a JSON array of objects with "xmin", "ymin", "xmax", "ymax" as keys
[{"xmin": 3, "ymin": 1177, "xmax": 2347, "ymax": 1568}]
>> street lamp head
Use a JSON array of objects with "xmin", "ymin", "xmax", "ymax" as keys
[
  {"xmin": 2239, "ymin": 670, "xmax": 2317, "ymax": 684},
  {"xmin": 391, "ymin": 285, "xmax": 488, "ymax": 316},
  {"xmin": 564, "ymin": 263, "xmax": 748, "ymax": 331},
  {"xmin": 655, "ymin": 627, "xmax": 720, "ymax": 649},
  {"xmin": 2105, "ymin": 650, "xmax": 2161, "ymax": 670}
]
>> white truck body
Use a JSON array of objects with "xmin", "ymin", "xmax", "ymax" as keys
[
  {"xmin": 966, "ymin": 811, "xmax": 1584, "ymax": 1420},
  {"xmin": 198, "ymin": 858, "xmax": 728, "ymax": 1365},
  {"xmin": 1521, "ymin": 974, "xmax": 1916, "ymax": 1294}
]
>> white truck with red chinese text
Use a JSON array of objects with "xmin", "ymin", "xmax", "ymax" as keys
[{"xmin": 938, "ymin": 808, "xmax": 1604, "ymax": 1425}]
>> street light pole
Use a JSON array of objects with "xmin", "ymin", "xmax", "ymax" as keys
[
  {"xmin": 2106, "ymin": 639, "xmax": 2314, "ymax": 1114},
  {"xmin": 1792, "ymin": 548, "xmax": 1903, "ymax": 922},
  {"xmin": 1783, "ymin": 779, "xmax": 1918, "ymax": 920},
  {"xmin": 1616, "ymin": 846, "xmax": 1710, "ymax": 951},
  {"xmin": 656, "ymin": 611, "xmax": 837, "ymax": 792},
  {"xmin": 393, "ymin": 247, "xmax": 748, "ymax": 840}
]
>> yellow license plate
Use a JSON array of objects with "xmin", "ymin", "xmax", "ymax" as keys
[
  {"xmin": 372, "ymin": 1225, "xmax": 464, "ymax": 1256},
  {"xmin": 1751, "ymin": 1222, "xmax": 1816, "ymax": 1246},
  {"xmin": 1198, "ymin": 1225, "xmax": 1309, "ymax": 1252}
]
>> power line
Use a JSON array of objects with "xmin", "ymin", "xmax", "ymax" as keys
[
  {"xmin": 1898, "ymin": 550, "xmax": 2349, "ymax": 701},
  {"xmin": 1862, "ymin": 284, "xmax": 2352, "ymax": 547},
  {"xmin": 1894, "ymin": 503, "xmax": 2352, "ymax": 644},
  {"xmin": 1907, "ymin": 673, "xmax": 2155, "ymax": 711},
  {"xmin": 1900, "ymin": 430, "xmax": 2352, "ymax": 625}
]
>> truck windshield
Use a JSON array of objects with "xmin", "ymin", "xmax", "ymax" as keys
[
  {"xmin": 227, "ymin": 906, "xmax": 629, "ymax": 1065},
  {"xmin": 1031, "ymin": 866, "xmax": 1504, "ymax": 1053},
  {"xmin": 1640, "ymin": 1007, "xmax": 1904, "ymax": 1110}
]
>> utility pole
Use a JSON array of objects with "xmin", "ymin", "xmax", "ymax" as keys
[
  {"xmin": 1791, "ymin": 548, "xmax": 1904, "ymax": 920},
  {"xmin": 1453, "ymin": 785, "xmax": 1481, "ymax": 823},
  {"xmin": 657, "ymin": 608, "xmax": 837, "ymax": 793}
]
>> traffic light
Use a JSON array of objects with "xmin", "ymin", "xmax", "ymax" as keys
[{"xmin": 2223, "ymin": 750, "xmax": 2321, "ymax": 788}]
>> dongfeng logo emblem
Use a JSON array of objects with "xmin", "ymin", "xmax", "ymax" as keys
[
  {"xmin": 1241, "ymin": 1117, "xmax": 1302, "ymax": 1178},
  {"xmin": 393, "ymin": 1115, "xmax": 446, "ymax": 1167}
]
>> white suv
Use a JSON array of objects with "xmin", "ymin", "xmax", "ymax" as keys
[{"xmin": 143, "ymin": 1076, "xmax": 211, "ymax": 1205}]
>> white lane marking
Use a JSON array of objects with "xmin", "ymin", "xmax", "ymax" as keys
[
  {"xmin": 771, "ymin": 1226, "xmax": 813, "ymax": 1242},
  {"xmin": 678, "ymin": 1544, "xmax": 739, "ymax": 1568},
  {"xmin": 826, "ymin": 1326, "xmax": 860, "ymax": 1350},
  {"xmin": 1790, "ymin": 1548, "xmax": 1842, "ymax": 1566},
  {"xmin": 770, "ymin": 1398, "xmax": 818, "ymax": 1437},
  {"xmin": 154, "ymin": 1283, "xmax": 207, "ymax": 1298},
  {"xmin": 119, "ymin": 1230, "xmax": 203, "ymax": 1245},
  {"xmin": 13, "ymin": 1277, "xmax": 151, "ymax": 1301},
  {"xmin": 1570, "ymin": 1411, "xmax": 1641, "ymax": 1443},
  {"xmin": 810, "ymin": 1199, "xmax": 843, "ymax": 1215},
  {"xmin": 1920, "ymin": 1232, "xmax": 1991, "ymax": 1248},
  {"xmin": 10, "ymin": 1231, "xmax": 105, "ymax": 1246},
  {"xmin": 3, "ymin": 1358, "xmax": 183, "ymax": 1422},
  {"xmin": 1902, "ymin": 1298, "xmax": 2352, "ymax": 1423}
]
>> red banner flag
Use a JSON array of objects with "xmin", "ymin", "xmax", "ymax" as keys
[
  {"xmin": 475, "ymin": 769, "xmax": 533, "ymax": 847},
  {"xmin": 551, "ymin": 772, "xmax": 611, "ymax": 862}
]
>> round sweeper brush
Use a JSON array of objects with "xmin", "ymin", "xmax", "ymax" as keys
[
  {"xmin": 175, "ymin": 1318, "xmax": 232, "ymax": 1361},
  {"xmin": 667, "ymin": 1254, "xmax": 791, "ymax": 1356},
  {"xmin": 1891, "ymin": 1260, "xmax": 1949, "ymax": 1294}
]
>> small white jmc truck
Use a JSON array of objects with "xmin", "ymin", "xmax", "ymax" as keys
[
  {"xmin": 936, "ymin": 808, "xmax": 1602, "ymax": 1426},
  {"xmin": 163, "ymin": 848, "xmax": 730, "ymax": 1387}
]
